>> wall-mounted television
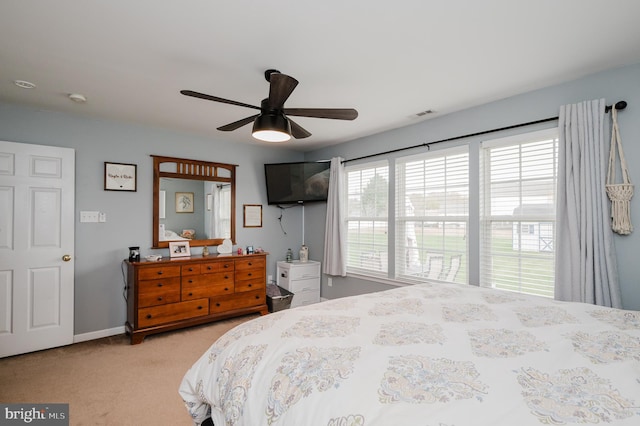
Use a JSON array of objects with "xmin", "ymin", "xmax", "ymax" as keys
[{"xmin": 264, "ymin": 161, "xmax": 331, "ymax": 205}]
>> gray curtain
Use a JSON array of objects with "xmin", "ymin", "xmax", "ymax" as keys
[
  {"xmin": 555, "ymin": 99, "xmax": 622, "ymax": 308},
  {"xmin": 323, "ymin": 157, "xmax": 347, "ymax": 276}
]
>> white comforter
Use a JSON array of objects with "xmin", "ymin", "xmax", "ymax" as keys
[{"xmin": 180, "ymin": 282, "xmax": 640, "ymax": 426}]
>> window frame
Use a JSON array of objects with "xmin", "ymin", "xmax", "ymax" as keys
[
  {"xmin": 344, "ymin": 160, "xmax": 390, "ymax": 278},
  {"xmin": 479, "ymin": 128, "xmax": 558, "ymax": 297},
  {"xmin": 394, "ymin": 146, "xmax": 469, "ymax": 284}
]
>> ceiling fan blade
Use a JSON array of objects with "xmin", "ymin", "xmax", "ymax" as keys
[
  {"xmin": 288, "ymin": 118, "xmax": 312, "ymax": 139},
  {"xmin": 283, "ymin": 108, "xmax": 358, "ymax": 120},
  {"xmin": 181, "ymin": 90, "xmax": 261, "ymax": 111},
  {"xmin": 217, "ymin": 114, "xmax": 260, "ymax": 131},
  {"xmin": 268, "ymin": 73, "xmax": 299, "ymax": 109}
]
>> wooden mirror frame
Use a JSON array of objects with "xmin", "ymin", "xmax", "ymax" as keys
[{"xmin": 152, "ymin": 155, "xmax": 237, "ymax": 249}]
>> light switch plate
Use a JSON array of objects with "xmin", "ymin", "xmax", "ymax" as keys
[{"xmin": 80, "ymin": 211, "xmax": 100, "ymax": 223}]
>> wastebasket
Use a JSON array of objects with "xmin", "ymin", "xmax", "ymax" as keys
[{"xmin": 266, "ymin": 284, "xmax": 294, "ymax": 313}]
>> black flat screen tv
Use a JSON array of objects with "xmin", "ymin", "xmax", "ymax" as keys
[{"xmin": 264, "ymin": 161, "xmax": 331, "ymax": 205}]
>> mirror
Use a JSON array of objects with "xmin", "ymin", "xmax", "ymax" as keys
[{"xmin": 152, "ymin": 155, "xmax": 236, "ymax": 249}]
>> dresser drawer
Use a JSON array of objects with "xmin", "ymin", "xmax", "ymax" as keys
[
  {"xmin": 209, "ymin": 290, "xmax": 265, "ymax": 313},
  {"xmin": 182, "ymin": 274, "xmax": 207, "ymax": 287},
  {"xmin": 182, "ymin": 280, "xmax": 234, "ymax": 300},
  {"xmin": 210, "ymin": 271, "xmax": 234, "ymax": 284},
  {"xmin": 137, "ymin": 298, "xmax": 209, "ymax": 328},
  {"xmin": 235, "ymin": 278, "xmax": 265, "ymax": 293},
  {"xmin": 235, "ymin": 257, "xmax": 265, "ymax": 271},
  {"xmin": 138, "ymin": 265, "xmax": 181, "ymax": 280},
  {"xmin": 202, "ymin": 260, "xmax": 235, "ymax": 273},
  {"xmin": 138, "ymin": 277, "xmax": 181, "ymax": 308},
  {"xmin": 200, "ymin": 261, "xmax": 220, "ymax": 274},
  {"xmin": 181, "ymin": 264, "xmax": 201, "ymax": 276},
  {"xmin": 235, "ymin": 268, "xmax": 264, "ymax": 282}
]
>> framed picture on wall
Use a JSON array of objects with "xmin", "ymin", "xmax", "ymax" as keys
[
  {"xmin": 243, "ymin": 204, "xmax": 262, "ymax": 228},
  {"xmin": 175, "ymin": 192, "xmax": 194, "ymax": 213},
  {"xmin": 169, "ymin": 241, "xmax": 191, "ymax": 258},
  {"xmin": 104, "ymin": 162, "xmax": 137, "ymax": 191}
]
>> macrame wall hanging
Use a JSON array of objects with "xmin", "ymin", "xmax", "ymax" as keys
[{"xmin": 606, "ymin": 106, "xmax": 634, "ymax": 235}]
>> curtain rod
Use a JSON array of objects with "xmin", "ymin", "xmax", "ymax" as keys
[{"xmin": 342, "ymin": 100, "xmax": 627, "ymax": 164}]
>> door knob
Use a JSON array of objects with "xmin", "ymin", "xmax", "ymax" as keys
[{"xmin": 62, "ymin": 254, "xmax": 71, "ymax": 262}]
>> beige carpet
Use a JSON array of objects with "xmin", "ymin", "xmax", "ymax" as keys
[{"xmin": 0, "ymin": 314, "xmax": 258, "ymax": 426}]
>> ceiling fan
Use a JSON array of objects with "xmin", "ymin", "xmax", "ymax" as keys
[{"xmin": 180, "ymin": 69, "xmax": 358, "ymax": 142}]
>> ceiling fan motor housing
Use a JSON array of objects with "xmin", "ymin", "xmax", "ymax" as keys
[{"xmin": 252, "ymin": 113, "xmax": 291, "ymax": 142}]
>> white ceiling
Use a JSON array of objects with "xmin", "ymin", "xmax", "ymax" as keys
[{"xmin": 2, "ymin": 1, "xmax": 640, "ymax": 151}]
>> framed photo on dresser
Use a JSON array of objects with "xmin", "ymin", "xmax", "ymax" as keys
[{"xmin": 169, "ymin": 241, "xmax": 191, "ymax": 258}]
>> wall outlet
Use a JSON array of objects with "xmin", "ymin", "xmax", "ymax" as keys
[
  {"xmin": 267, "ymin": 275, "xmax": 273, "ymax": 284},
  {"xmin": 328, "ymin": 277, "xmax": 333, "ymax": 287}
]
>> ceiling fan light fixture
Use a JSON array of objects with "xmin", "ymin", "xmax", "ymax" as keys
[{"xmin": 252, "ymin": 113, "xmax": 291, "ymax": 142}]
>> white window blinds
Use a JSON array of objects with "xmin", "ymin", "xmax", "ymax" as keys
[
  {"xmin": 346, "ymin": 162, "xmax": 389, "ymax": 276},
  {"xmin": 480, "ymin": 129, "xmax": 558, "ymax": 297},
  {"xmin": 395, "ymin": 147, "xmax": 468, "ymax": 283}
]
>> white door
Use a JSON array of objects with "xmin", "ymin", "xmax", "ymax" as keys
[{"xmin": 0, "ymin": 140, "xmax": 75, "ymax": 358}]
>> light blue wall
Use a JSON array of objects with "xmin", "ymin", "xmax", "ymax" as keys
[
  {"xmin": 2, "ymin": 62, "xmax": 639, "ymax": 339},
  {"xmin": 307, "ymin": 62, "xmax": 640, "ymax": 311},
  {"xmin": 0, "ymin": 102, "xmax": 306, "ymax": 335}
]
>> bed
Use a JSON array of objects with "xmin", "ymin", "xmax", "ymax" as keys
[{"xmin": 179, "ymin": 281, "xmax": 640, "ymax": 425}]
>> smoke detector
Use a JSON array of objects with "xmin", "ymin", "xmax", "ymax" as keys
[
  {"xmin": 14, "ymin": 80, "xmax": 36, "ymax": 89},
  {"xmin": 68, "ymin": 93, "xmax": 87, "ymax": 103}
]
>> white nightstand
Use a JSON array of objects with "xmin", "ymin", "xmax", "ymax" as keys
[{"xmin": 276, "ymin": 260, "xmax": 321, "ymax": 308}]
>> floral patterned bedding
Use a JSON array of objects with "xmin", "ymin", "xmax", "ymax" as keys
[{"xmin": 179, "ymin": 282, "xmax": 640, "ymax": 425}]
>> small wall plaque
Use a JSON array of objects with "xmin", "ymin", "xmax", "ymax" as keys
[{"xmin": 104, "ymin": 162, "xmax": 137, "ymax": 191}]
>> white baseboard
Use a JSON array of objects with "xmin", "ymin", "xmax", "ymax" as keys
[{"xmin": 74, "ymin": 326, "xmax": 125, "ymax": 343}]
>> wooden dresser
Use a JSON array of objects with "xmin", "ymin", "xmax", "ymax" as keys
[{"xmin": 125, "ymin": 253, "xmax": 268, "ymax": 344}]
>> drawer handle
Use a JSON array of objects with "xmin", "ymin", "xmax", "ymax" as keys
[
  {"xmin": 146, "ymin": 314, "xmax": 152, "ymax": 319},
  {"xmin": 224, "ymin": 275, "xmax": 229, "ymax": 279},
  {"xmin": 248, "ymin": 262, "xmax": 252, "ymax": 266},
  {"xmin": 207, "ymin": 266, "xmax": 213, "ymax": 270},
  {"xmin": 216, "ymin": 303, "xmax": 221, "ymax": 307},
  {"xmin": 157, "ymin": 271, "xmax": 163, "ymax": 275},
  {"xmin": 188, "ymin": 292, "xmax": 193, "ymax": 296},
  {"xmin": 157, "ymin": 297, "xmax": 163, "ymax": 301},
  {"xmin": 157, "ymin": 283, "xmax": 163, "ymax": 287},
  {"xmin": 188, "ymin": 279, "xmax": 193, "ymax": 283},
  {"xmin": 224, "ymin": 287, "xmax": 229, "ymax": 291},
  {"xmin": 248, "ymin": 273, "xmax": 252, "ymax": 276},
  {"xmin": 255, "ymin": 295, "xmax": 259, "ymax": 299},
  {"xmin": 189, "ymin": 267, "xmax": 194, "ymax": 272},
  {"xmin": 197, "ymin": 306, "xmax": 203, "ymax": 310},
  {"xmin": 248, "ymin": 283, "xmax": 252, "ymax": 288}
]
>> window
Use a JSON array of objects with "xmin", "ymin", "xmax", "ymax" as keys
[
  {"xmin": 343, "ymin": 127, "xmax": 558, "ymax": 297},
  {"xmin": 480, "ymin": 129, "xmax": 558, "ymax": 297},
  {"xmin": 395, "ymin": 147, "xmax": 468, "ymax": 283},
  {"xmin": 345, "ymin": 162, "xmax": 389, "ymax": 276},
  {"xmin": 217, "ymin": 184, "xmax": 232, "ymax": 238}
]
